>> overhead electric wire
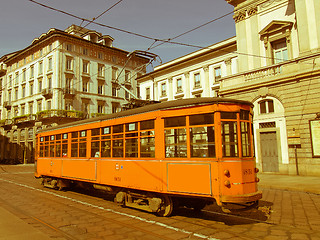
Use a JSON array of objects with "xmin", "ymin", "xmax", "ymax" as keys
[
  {"xmin": 81, "ymin": 0, "xmax": 124, "ymax": 29},
  {"xmin": 27, "ymin": 0, "xmax": 317, "ymax": 66}
]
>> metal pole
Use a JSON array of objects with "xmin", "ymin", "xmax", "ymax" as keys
[{"xmin": 295, "ymin": 145, "xmax": 299, "ymax": 175}]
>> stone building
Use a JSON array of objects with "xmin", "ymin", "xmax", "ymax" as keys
[
  {"xmin": 137, "ymin": 0, "xmax": 320, "ymax": 176},
  {"xmin": 0, "ymin": 25, "xmax": 149, "ymax": 164}
]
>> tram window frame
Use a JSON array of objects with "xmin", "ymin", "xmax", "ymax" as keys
[
  {"xmin": 140, "ymin": 119, "xmax": 155, "ymax": 158},
  {"xmin": 91, "ymin": 128, "xmax": 100, "ymax": 158},
  {"xmin": 221, "ymin": 121, "xmax": 238, "ymax": 157},
  {"xmin": 101, "ymin": 127, "xmax": 111, "ymax": 158},
  {"xmin": 241, "ymin": 121, "xmax": 252, "ymax": 157},
  {"xmin": 164, "ymin": 116, "xmax": 187, "ymax": 158},
  {"xmin": 189, "ymin": 113, "xmax": 215, "ymax": 158},
  {"xmin": 62, "ymin": 133, "xmax": 68, "ymax": 157},
  {"xmin": 55, "ymin": 134, "xmax": 62, "ymax": 158},
  {"xmin": 71, "ymin": 130, "xmax": 87, "ymax": 158},
  {"xmin": 125, "ymin": 122, "xmax": 139, "ymax": 158},
  {"xmin": 112, "ymin": 124, "xmax": 124, "ymax": 158}
]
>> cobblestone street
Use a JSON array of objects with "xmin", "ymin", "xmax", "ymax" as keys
[{"xmin": 1, "ymin": 164, "xmax": 320, "ymax": 240}]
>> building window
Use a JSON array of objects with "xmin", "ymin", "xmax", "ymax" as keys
[
  {"xmin": 98, "ymin": 64, "xmax": 104, "ymax": 77},
  {"xmin": 47, "ymin": 100, "xmax": 51, "ymax": 110},
  {"xmin": 21, "ymin": 104, "xmax": 25, "ymax": 115},
  {"xmin": 66, "ymin": 44, "xmax": 73, "ymax": 51},
  {"xmin": 112, "ymin": 67, "xmax": 118, "ymax": 81},
  {"xmin": 29, "ymin": 82, "xmax": 34, "ymax": 96},
  {"xmin": 125, "ymin": 70, "xmax": 131, "ymax": 83},
  {"xmin": 112, "ymin": 102, "xmax": 120, "ymax": 113},
  {"xmin": 37, "ymin": 100, "xmax": 42, "ymax": 112},
  {"xmin": 82, "ymin": 48, "xmax": 88, "ymax": 55},
  {"xmin": 30, "ymin": 65, "xmax": 34, "ymax": 79},
  {"xmin": 65, "ymin": 101, "xmax": 72, "ymax": 111},
  {"xmin": 8, "ymin": 75, "xmax": 12, "ymax": 88},
  {"xmin": 66, "ymin": 58, "xmax": 73, "ymax": 71},
  {"xmin": 82, "ymin": 80, "xmax": 88, "ymax": 92},
  {"xmin": 214, "ymin": 67, "xmax": 221, "ymax": 82},
  {"xmin": 15, "ymin": 72, "xmax": 19, "ymax": 85},
  {"xmin": 82, "ymin": 102, "xmax": 89, "ymax": 116},
  {"xmin": 98, "ymin": 82, "xmax": 104, "ymax": 95},
  {"xmin": 48, "ymin": 76, "xmax": 52, "ymax": 89},
  {"xmin": 194, "ymin": 72, "xmax": 201, "ymax": 88},
  {"xmin": 22, "ymin": 69, "xmax": 26, "ymax": 82},
  {"xmin": 112, "ymin": 83, "xmax": 118, "ymax": 97},
  {"xmin": 29, "ymin": 102, "xmax": 33, "ymax": 114},
  {"xmin": 176, "ymin": 78, "xmax": 182, "ymax": 93},
  {"xmin": 272, "ymin": 39, "xmax": 288, "ymax": 64},
  {"xmin": 146, "ymin": 87, "xmax": 150, "ymax": 100},
  {"xmin": 48, "ymin": 57, "xmax": 53, "ymax": 71},
  {"xmin": 259, "ymin": 99, "xmax": 275, "ymax": 114},
  {"xmin": 38, "ymin": 79, "xmax": 42, "ymax": 93},
  {"xmin": 161, "ymin": 82, "xmax": 167, "ymax": 97},
  {"xmin": 98, "ymin": 52, "xmax": 103, "ymax": 59},
  {"xmin": 14, "ymin": 88, "xmax": 18, "ymax": 100},
  {"xmin": 38, "ymin": 62, "xmax": 43, "ymax": 75},
  {"xmin": 8, "ymin": 91, "xmax": 12, "ymax": 104},
  {"xmin": 83, "ymin": 61, "xmax": 89, "ymax": 74},
  {"xmin": 98, "ymin": 104, "xmax": 104, "ymax": 114},
  {"xmin": 22, "ymin": 85, "xmax": 26, "ymax": 98}
]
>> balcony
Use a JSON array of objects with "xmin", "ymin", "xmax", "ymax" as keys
[
  {"xmin": 0, "ymin": 119, "xmax": 13, "ymax": 127},
  {"xmin": 13, "ymin": 114, "xmax": 37, "ymax": 125},
  {"xmin": 42, "ymin": 88, "xmax": 53, "ymax": 99},
  {"xmin": 219, "ymin": 54, "xmax": 320, "ymax": 95},
  {"xmin": 37, "ymin": 109, "xmax": 85, "ymax": 120},
  {"xmin": 64, "ymin": 88, "xmax": 77, "ymax": 99}
]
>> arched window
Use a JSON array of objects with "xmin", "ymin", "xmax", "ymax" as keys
[{"xmin": 259, "ymin": 99, "xmax": 274, "ymax": 114}]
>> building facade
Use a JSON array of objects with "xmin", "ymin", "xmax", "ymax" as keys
[
  {"xmin": 138, "ymin": 0, "xmax": 320, "ymax": 176},
  {"xmin": 0, "ymin": 25, "xmax": 149, "ymax": 164}
]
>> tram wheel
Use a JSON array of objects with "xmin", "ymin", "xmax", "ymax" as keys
[{"xmin": 156, "ymin": 195, "xmax": 173, "ymax": 217}]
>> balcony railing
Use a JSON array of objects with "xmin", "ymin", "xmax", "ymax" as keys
[
  {"xmin": 42, "ymin": 88, "xmax": 53, "ymax": 99},
  {"xmin": 13, "ymin": 114, "xmax": 37, "ymax": 124},
  {"xmin": 64, "ymin": 88, "xmax": 77, "ymax": 99},
  {"xmin": 37, "ymin": 109, "xmax": 85, "ymax": 120}
]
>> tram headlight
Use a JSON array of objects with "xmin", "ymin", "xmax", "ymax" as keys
[
  {"xmin": 224, "ymin": 169, "xmax": 230, "ymax": 177},
  {"xmin": 224, "ymin": 180, "xmax": 231, "ymax": 188}
]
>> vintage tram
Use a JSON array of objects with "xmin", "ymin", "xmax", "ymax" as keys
[{"xmin": 35, "ymin": 98, "xmax": 262, "ymax": 216}]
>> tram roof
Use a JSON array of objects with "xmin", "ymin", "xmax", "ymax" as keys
[{"xmin": 37, "ymin": 97, "xmax": 252, "ymax": 134}]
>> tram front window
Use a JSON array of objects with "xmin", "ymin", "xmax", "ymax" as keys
[{"xmin": 221, "ymin": 121, "xmax": 238, "ymax": 157}]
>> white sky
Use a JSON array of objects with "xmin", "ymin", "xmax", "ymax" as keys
[{"xmin": 0, "ymin": 0, "xmax": 235, "ymax": 65}]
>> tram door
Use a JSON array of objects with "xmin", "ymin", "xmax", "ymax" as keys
[{"xmin": 260, "ymin": 132, "xmax": 279, "ymax": 172}]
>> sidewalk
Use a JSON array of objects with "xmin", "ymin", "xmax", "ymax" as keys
[
  {"xmin": 0, "ymin": 206, "xmax": 52, "ymax": 240},
  {"xmin": 258, "ymin": 172, "xmax": 320, "ymax": 195}
]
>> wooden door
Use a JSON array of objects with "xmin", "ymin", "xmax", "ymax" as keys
[{"xmin": 260, "ymin": 132, "xmax": 279, "ymax": 172}]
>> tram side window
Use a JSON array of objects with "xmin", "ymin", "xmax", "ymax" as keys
[
  {"xmin": 39, "ymin": 137, "xmax": 44, "ymax": 157},
  {"xmin": 101, "ymin": 127, "xmax": 111, "ymax": 157},
  {"xmin": 62, "ymin": 133, "xmax": 68, "ymax": 157},
  {"xmin": 221, "ymin": 121, "xmax": 238, "ymax": 157},
  {"xmin": 189, "ymin": 113, "xmax": 215, "ymax": 158},
  {"xmin": 241, "ymin": 122, "xmax": 251, "ymax": 157},
  {"xmin": 49, "ymin": 135, "xmax": 55, "ymax": 157},
  {"xmin": 125, "ymin": 123, "xmax": 138, "ymax": 158},
  {"xmin": 55, "ymin": 134, "xmax": 61, "ymax": 157},
  {"xmin": 44, "ymin": 136, "xmax": 49, "ymax": 157},
  {"xmin": 71, "ymin": 131, "xmax": 78, "ymax": 157},
  {"xmin": 140, "ymin": 120, "xmax": 155, "ymax": 158},
  {"xmin": 91, "ymin": 128, "xmax": 100, "ymax": 158},
  {"xmin": 71, "ymin": 131, "xmax": 87, "ymax": 157},
  {"xmin": 112, "ymin": 124, "xmax": 124, "ymax": 157},
  {"xmin": 164, "ymin": 116, "xmax": 187, "ymax": 158}
]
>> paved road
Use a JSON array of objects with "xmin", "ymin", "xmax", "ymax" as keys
[{"xmin": 0, "ymin": 164, "xmax": 320, "ymax": 240}]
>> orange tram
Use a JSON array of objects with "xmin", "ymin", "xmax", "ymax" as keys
[{"xmin": 35, "ymin": 98, "xmax": 262, "ymax": 216}]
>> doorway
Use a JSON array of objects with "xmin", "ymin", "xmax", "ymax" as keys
[{"xmin": 260, "ymin": 131, "xmax": 279, "ymax": 172}]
